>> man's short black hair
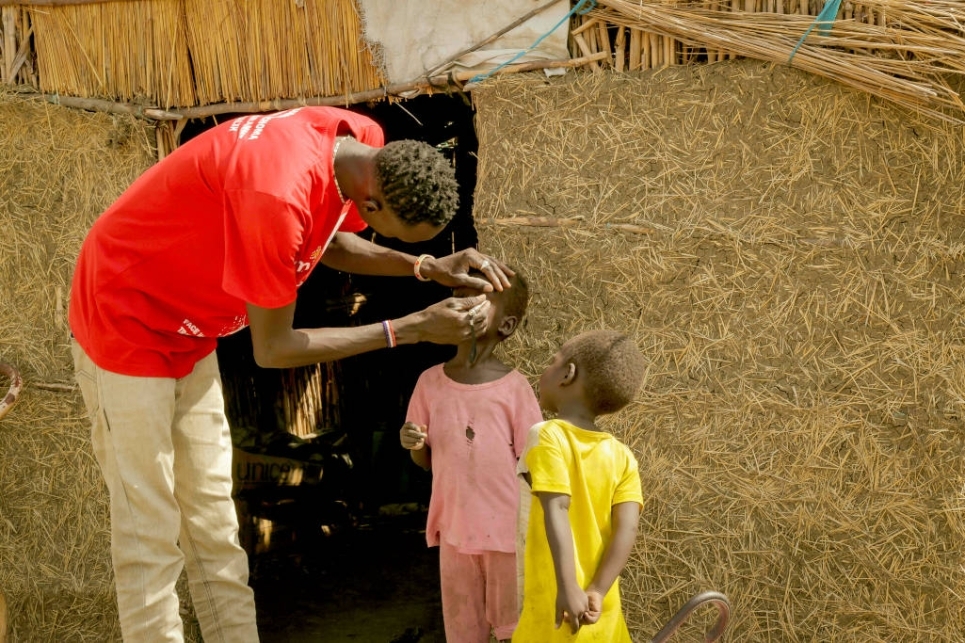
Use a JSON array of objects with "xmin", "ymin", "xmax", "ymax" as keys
[{"xmin": 375, "ymin": 140, "xmax": 459, "ymax": 227}]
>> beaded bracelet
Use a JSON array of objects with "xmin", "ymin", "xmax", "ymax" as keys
[
  {"xmin": 413, "ymin": 254, "xmax": 433, "ymax": 281},
  {"xmin": 381, "ymin": 320, "xmax": 397, "ymax": 348}
]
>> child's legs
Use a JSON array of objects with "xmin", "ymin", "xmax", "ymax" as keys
[
  {"xmin": 439, "ymin": 541, "xmax": 490, "ymax": 643},
  {"xmin": 482, "ymin": 550, "xmax": 519, "ymax": 641},
  {"xmin": 172, "ymin": 351, "xmax": 258, "ymax": 642},
  {"xmin": 73, "ymin": 341, "xmax": 186, "ymax": 642}
]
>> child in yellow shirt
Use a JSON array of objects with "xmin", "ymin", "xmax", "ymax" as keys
[{"xmin": 514, "ymin": 330, "xmax": 647, "ymax": 642}]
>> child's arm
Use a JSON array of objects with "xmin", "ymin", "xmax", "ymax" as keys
[
  {"xmin": 538, "ymin": 491, "xmax": 589, "ymax": 634},
  {"xmin": 583, "ymin": 501, "xmax": 641, "ymax": 623},
  {"xmin": 400, "ymin": 421, "xmax": 430, "ymax": 470}
]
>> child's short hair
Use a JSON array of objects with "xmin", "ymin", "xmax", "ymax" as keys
[
  {"xmin": 500, "ymin": 269, "xmax": 529, "ymax": 324},
  {"xmin": 563, "ymin": 330, "xmax": 646, "ymax": 415}
]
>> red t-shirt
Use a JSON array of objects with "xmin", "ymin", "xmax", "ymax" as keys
[{"xmin": 69, "ymin": 107, "xmax": 383, "ymax": 377}]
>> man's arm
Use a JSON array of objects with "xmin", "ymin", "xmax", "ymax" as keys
[
  {"xmin": 246, "ymin": 295, "xmax": 484, "ymax": 368},
  {"xmin": 538, "ymin": 492, "xmax": 588, "ymax": 633},
  {"xmin": 318, "ymin": 231, "xmax": 419, "ymax": 277},
  {"xmin": 585, "ymin": 501, "xmax": 640, "ymax": 603},
  {"xmin": 321, "ymin": 232, "xmax": 512, "ymax": 291}
]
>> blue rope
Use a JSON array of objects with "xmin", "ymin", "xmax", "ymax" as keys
[
  {"xmin": 787, "ymin": 0, "xmax": 843, "ymax": 63},
  {"xmin": 468, "ymin": 0, "xmax": 598, "ymax": 85}
]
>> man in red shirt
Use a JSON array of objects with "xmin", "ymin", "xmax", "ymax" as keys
[{"xmin": 69, "ymin": 106, "xmax": 510, "ymax": 642}]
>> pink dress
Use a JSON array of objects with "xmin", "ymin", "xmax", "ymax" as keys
[
  {"xmin": 406, "ymin": 363, "xmax": 543, "ymax": 554},
  {"xmin": 407, "ymin": 363, "xmax": 543, "ymax": 641}
]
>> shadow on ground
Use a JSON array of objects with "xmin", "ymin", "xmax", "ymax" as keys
[{"xmin": 253, "ymin": 508, "xmax": 445, "ymax": 643}]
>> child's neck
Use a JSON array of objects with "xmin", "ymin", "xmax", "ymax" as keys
[
  {"xmin": 444, "ymin": 341, "xmax": 510, "ymax": 384},
  {"xmin": 555, "ymin": 407, "xmax": 600, "ymax": 432}
]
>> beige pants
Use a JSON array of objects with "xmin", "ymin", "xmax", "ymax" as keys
[{"xmin": 72, "ymin": 341, "xmax": 258, "ymax": 642}]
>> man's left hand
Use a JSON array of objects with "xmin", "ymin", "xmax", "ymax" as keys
[{"xmin": 423, "ymin": 249, "xmax": 513, "ymax": 292}]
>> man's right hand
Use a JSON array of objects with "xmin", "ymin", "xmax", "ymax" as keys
[{"xmin": 403, "ymin": 295, "xmax": 491, "ymax": 346}]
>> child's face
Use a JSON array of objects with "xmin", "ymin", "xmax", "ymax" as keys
[{"xmin": 453, "ymin": 280, "xmax": 504, "ymax": 333}]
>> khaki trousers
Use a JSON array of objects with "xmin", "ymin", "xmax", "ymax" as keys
[{"xmin": 72, "ymin": 341, "xmax": 258, "ymax": 642}]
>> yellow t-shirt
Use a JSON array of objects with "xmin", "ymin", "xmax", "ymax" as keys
[{"xmin": 513, "ymin": 419, "xmax": 643, "ymax": 643}]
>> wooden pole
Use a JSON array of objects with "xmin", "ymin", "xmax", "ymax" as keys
[
  {"xmin": 614, "ymin": 25, "xmax": 626, "ymax": 72},
  {"xmin": 0, "ymin": 589, "xmax": 7, "ymax": 643},
  {"xmin": 0, "ymin": 0, "xmax": 137, "ymax": 5},
  {"xmin": 2, "ymin": 7, "xmax": 15, "ymax": 83},
  {"xmin": 24, "ymin": 53, "xmax": 608, "ymax": 122},
  {"xmin": 628, "ymin": 28, "xmax": 641, "ymax": 71}
]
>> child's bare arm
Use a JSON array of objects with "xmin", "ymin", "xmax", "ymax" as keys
[
  {"xmin": 538, "ymin": 492, "xmax": 589, "ymax": 633},
  {"xmin": 400, "ymin": 421, "xmax": 431, "ymax": 470},
  {"xmin": 585, "ymin": 501, "xmax": 640, "ymax": 607}
]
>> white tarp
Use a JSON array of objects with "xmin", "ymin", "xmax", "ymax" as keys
[{"xmin": 357, "ymin": 0, "xmax": 572, "ymax": 84}]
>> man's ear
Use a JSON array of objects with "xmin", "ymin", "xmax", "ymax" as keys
[
  {"xmin": 560, "ymin": 362, "xmax": 577, "ymax": 386},
  {"xmin": 498, "ymin": 315, "xmax": 519, "ymax": 338}
]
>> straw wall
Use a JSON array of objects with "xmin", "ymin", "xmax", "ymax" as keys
[
  {"xmin": 0, "ymin": 88, "xmax": 157, "ymax": 641},
  {"xmin": 473, "ymin": 59, "xmax": 965, "ymax": 641}
]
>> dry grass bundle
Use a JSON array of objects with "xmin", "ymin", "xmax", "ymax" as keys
[
  {"xmin": 22, "ymin": 0, "xmax": 384, "ymax": 109},
  {"xmin": 587, "ymin": 0, "xmax": 965, "ymax": 122},
  {"xmin": 181, "ymin": 0, "xmax": 385, "ymax": 107},
  {"xmin": 0, "ymin": 87, "xmax": 156, "ymax": 641},
  {"xmin": 473, "ymin": 60, "xmax": 965, "ymax": 640},
  {"xmin": 29, "ymin": 0, "xmax": 196, "ymax": 108}
]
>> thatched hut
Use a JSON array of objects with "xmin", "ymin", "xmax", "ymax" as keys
[{"xmin": 2, "ymin": 1, "xmax": 964, "ymax": 641}]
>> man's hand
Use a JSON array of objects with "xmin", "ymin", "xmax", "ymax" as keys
[
  {"xmin": 400, "ymin": 422, "xmax": 427, "ymax": 450},
  {"xmin": 422, "ymin": 249, "xmax": 513, "ymax": 292},
  {"xmin": 404, "ymin": 295, "xmax": 491, "ymax": 346}
]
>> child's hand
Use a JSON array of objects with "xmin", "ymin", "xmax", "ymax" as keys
[
  {"xmin": 400, "ymin": 422, "xmax": 427, "ymax": 450},
  {"xmin": 581, "ymin": 589, "xmax": 603, "ymax": 625},
  {"xmin": 555, "ymin": 585, "xmax": 589, "ymax": 633}
]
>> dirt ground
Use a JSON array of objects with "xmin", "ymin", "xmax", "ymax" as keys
[{"xmin": 252, "ymin": 509, "xmax": 448, "ymax": 643}]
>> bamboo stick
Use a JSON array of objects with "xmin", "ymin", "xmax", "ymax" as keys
[
  {"xmin": 487, "ymin": 216, "xmax": 655, "ymax": 234},
  {"xmin": 571, "ymin": 17, "xmax": 598, "ymax": 35},
  {"xmin": 2, "ymin": 7, "xmax": 14, "ymax": 82},
  {"xmin": 629, "ymin": 28, "xmax": 642, "ymax": 70},
  {"xmin": 642, "ymin": 29, "xmax": 651, "ymax": 70},
  {"xmin": 615, "ymin": 25, "xmax": 626, "ymax": 71},
  {"xmin": 598, "ymin": 21, "xmax": 612, "ymax": 67},
  {"xmin": 0, "ymin": 0, "xmax": 132, "ymax": 4}
]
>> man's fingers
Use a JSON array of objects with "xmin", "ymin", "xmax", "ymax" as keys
[
  {"xmin": 469, "ymin": 252, "xmax": 512, "ymax": 291},
  {"xmin": 453, "ymin": 294, "xmax": 487, "ymax": 311}
]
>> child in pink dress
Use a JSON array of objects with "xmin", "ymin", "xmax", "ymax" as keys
[{"xmin": 400, "ymin": 270, "xmax": 542, "ymax": 643}]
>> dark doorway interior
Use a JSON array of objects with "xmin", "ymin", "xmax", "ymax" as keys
[{"xmin": 209, "ymin": 93, "xmax": 479, "ymax": 594}]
